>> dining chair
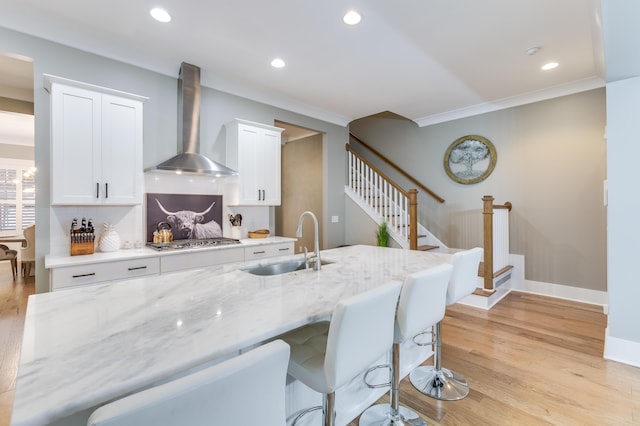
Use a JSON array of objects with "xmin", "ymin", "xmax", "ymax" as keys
[
  {"xmin": 21, "ymin": 223, "xmax": 35, "ymax": 277},
  {"xmin": 0, "ymin": 244, "xmax": 18, "ymax": 280}
]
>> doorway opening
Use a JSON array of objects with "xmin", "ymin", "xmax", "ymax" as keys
[
  {"xmin": 274, "ymin": 120, "xmax": 323, "ymax": 254},
  {"xmin": 0, "ymin": 52, "xmax": 35, "ymax": 285}
]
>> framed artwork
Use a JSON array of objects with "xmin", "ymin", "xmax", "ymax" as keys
[
  {"xmin": 443, "ymin": 135, "xmax": 497, "ymax": 184},
  {"xmin": 145, "ymin": 193, "xmax": 223, "ymax": 241}
]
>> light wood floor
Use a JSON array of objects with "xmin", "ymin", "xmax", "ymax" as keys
[
  {"xmin": 0, "ymin": 263, "xmax": 638, "ymax": 425},
  {"xmin": 351, "ymin": 292, "xmax": 640, "ymax": 426}
]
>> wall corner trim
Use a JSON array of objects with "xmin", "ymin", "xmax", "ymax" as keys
[{"xmin": 604, "ymin": 330, "xmax": 640, "ymax": 368}]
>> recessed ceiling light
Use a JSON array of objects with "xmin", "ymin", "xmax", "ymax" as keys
[
  {"xmin": 343, "ymin": 10, "xmax": 362, "ymax": 25},
  {"xmin": 271, "ymin": 58, "xmax": 285, "ymax": 68},
  {"xmin": 150, "ymin": 7, "xmax": 171, "ymax": 23},
  {"xmin": 541, "ymin": 62, "xmax": 559, "ymax": 71}
]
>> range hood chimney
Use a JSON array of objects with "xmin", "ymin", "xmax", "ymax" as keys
[{"xmin": 146, "ymin": 62, "xmax": 238, "ymax": 176}]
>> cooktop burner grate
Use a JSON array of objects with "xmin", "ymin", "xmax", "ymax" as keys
[{"xmin": 146, "ymin": 237, "xmax": 241, "ymax": 251}]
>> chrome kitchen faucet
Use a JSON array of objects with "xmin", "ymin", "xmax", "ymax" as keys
[{"xmin": 296, "ymin": 211, "xmax": 321, "ymax": 271}]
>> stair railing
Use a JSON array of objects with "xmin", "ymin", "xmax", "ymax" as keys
[
  {"xmin": 482, "ymin": 196, "xmax": 513, "ymax": 291},
  {"xmin": 349, "ymin": 132, "xmax": 445, "ymax": 204},
  {"xmin": 346, "ymin": 144, "xmax": 418, "ymax": 249}
]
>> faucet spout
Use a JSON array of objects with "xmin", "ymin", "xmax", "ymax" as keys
[{"xmin": 296, "ymin": 211, "xmax": 321, "ymax": 271}]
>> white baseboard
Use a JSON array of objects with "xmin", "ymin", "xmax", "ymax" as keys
[
  {"xmin": 513, "ymin": 279, "xmax": 607, "ymax": 309},
  {"xmin": 604, "ymin": 328, "xmax": 640, "ymax": 368},
  {"xmin": 458, "ymin": 254, "xmax": 608, "ymax": 312},
  {"xmin": 457, "ymin": 281, "xmax": 512, "ymax": 310}
]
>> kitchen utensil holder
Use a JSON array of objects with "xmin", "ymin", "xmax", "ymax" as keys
[{"xmin": 70, "ymin": 235, "xmax": 95, "ymax": 256}]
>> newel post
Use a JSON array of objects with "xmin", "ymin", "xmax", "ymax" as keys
[
  {"xmin": 482, "ymin": 195, "xmax": 494, "ymax": 290},
  {"xmin": 409, "ymin": 189, "xmax": 418, "ymax": 250}
]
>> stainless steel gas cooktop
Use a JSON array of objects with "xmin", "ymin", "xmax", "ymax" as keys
[{"xmin": 146, "ymin": 237, "xmax": 241, "ymax": 251}]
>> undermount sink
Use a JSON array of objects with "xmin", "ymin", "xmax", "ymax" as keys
[{"xmin": 242, "ymin": 258, "xmax": 333, "ymax": 276}]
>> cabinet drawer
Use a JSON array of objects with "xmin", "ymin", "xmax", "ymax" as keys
[
  {"xmin": 161, "ymin": 247, "xmax": 245, "ymax": 274},
  {"xmin": 51, "ymin": 257, "xmax": 160, "ymax": 291},
  {"xmin": 244, "ymin": 242, "xmax": 294, "ymax": 260}
]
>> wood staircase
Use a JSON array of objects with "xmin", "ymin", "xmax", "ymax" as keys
[
  {"xmin": 346, "ymin": 133, "xmax": 514, "ymax": 306},
  {"xmin": 346, "ymin": 144, "xmax": 446, "ymax": 251}
]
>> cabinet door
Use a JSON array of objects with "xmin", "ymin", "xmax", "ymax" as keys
[
  {"xmin": 160, "ymin": 247, "xmax": 244, "ymax": 274},
  {"xmin": 50, "ymin": 257, "xmax": 160, "ymax": 291},
  {"xmin": 226, "ymin": 120, "xmax": 283, "ymax": 206},
  {"xmin": 51, "ymin": 84, "xmax": 102, "ymax": 205},
  {"xmin": 101, "ymin": 95, "xmax": 143, "ymax": 205},
  {"xmin": 237, "ymin": 125, "xmax": 262, "ymax": 204},
  {"xmin": 259, "ymin": 128, "xmax": 281, "ymax": 205},
  {"xmin": 244, "ymin": 242, "xmax": 293, "ymax": 260}
]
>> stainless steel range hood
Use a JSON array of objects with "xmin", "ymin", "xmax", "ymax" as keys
[{"xmin": 146, "ymin": 62, "xmax": 238, "ymax": 176}]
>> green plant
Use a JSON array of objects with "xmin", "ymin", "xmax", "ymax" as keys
[{"xmin": 377, "ymin": 221, "xmax": 389, "ymax": 247}]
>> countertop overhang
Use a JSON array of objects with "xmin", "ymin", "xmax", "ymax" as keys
[{"xmin": 12, "ymin": 245, "xmax": 452, "ymax": 426}]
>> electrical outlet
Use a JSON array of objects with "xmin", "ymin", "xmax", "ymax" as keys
[{"xmin": 331, "ymin": 215, "xmax": 339, "ymax": 223}]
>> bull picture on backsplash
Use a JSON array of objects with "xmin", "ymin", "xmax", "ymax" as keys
[{"xmin": 146, "ymin": 193, "xmax": 223, "ymax": 242}]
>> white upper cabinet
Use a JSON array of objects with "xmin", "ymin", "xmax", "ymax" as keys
[
  {"xmin": 46, "ymin": 76, "xmax": 146, "ymax": 205},
  {"xmin": 225, "ymin": 119, "xmax": 284, "ymax": 206}
]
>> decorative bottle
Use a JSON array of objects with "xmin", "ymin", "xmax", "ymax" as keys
[{"xmin": 98, "ymin": 223, "xmax": 121, "ymax": 252}]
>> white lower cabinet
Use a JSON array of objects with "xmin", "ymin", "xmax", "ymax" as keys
[
  {"xmin": 244, "ymin": 242, "xmax": 294, "ymax": 260},
  {"xmin": 50, "ymin": 257, "xmax": 160, "ymax": 291},
  {"xmin": 160, "ymin": 247, "xmax": 245, "ymax": 274},
  {"xmin": 48, "ymin": 241, "xmax": 296, "ymax": 291}
]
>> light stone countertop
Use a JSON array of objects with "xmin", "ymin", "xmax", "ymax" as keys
[
  {"xmin": 12, "ymin": 245, "xmax": 452, "ymax": 426},
  {"xmin": 44, "ymin": 236, "xmax": 297, "ymax": 268}
]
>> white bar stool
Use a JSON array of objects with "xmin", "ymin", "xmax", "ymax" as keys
[
  {"xmin": 87, "ymin": 339, "xmax": 290, "ymax": 426},
  {"xmin": 409, "ymin": 247, "xmax": 482, "ymax": 401},
  {"xmin": 359, "ymin": 263, "xmax": 453, "ymax": 426},
  {"xmin": 279, "ymin": 281, "xmax": 403, "ymax": 426}
]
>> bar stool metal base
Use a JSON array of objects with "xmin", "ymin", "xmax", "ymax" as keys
[
  {"xmin": 359, "ymin": 404, "xmax": 426, "ymax": 426},
  {"xmin": 409, "ymin": 365, "xmax": 469, "ymax": 401}
]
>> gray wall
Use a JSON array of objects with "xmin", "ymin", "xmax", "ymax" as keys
[
  {"xmin": 350, "ymin": 88, "xmax": 607, "ymax": 292},
  {"xmin": 602, "ymin": 0, "xmax": 640, "ymax": 359},
  {"xmin": 0, "ymin": 26, "xmax": 348, "ymax": 293}
]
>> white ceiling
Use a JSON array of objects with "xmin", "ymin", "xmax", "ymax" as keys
[{"xmin": 0, "ymin": 0, "xmax": 604, "ymax": 127}]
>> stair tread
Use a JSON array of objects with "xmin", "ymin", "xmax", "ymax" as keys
[
  {"xmin": 472, "ymin": 288, "xmax": 496, "ymax": 297},
  {"xmin": 417, "ymin": 245, "xmax": 439, "ymax": 251}
]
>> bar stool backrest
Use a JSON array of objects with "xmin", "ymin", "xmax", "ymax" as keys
[
  {"xmin": 395, "ymin": 263, "xmax": 453, "ymax": 343},
  {"xmin": 87, "ymin": 339, "xmax": 290, "ymax": 426},
  {"xmin": 446, "ymin": 247, "xmax": 483, "ymax": 306},
  {"xmin": 324, "ymin": 281, "xmax": 402, "ymax": 391}
]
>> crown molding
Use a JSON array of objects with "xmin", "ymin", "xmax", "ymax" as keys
[{"xmin": 413, "ymin": 76, "xmax": 605, "ymax": 127}]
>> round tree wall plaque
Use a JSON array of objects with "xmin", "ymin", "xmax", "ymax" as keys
[{"xmin": 444, "ymin": 135, "xmax": 497, "ymax": 184}]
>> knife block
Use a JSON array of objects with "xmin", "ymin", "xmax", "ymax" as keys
[
  {"xmin": 70, "ymin": 233, "xmax": 95, "ymax": 256},
  {"xmin": 70, "ymin": 241, "xmax": 94, "ymax": 256}
]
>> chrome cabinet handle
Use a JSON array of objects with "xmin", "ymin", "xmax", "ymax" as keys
[
  {"xmin": 253, "ymin": 250, "xmax": 266, "ymax": 255},
  {"xmin": 105, "ymin": 183, "xmax": 108, "ymax": 199},
  {"xmin": 279, "ymin": 247, "xmax": 290, "ymax": 252},
  {"xmin": 96, "ymin": 182, "xmax": 99, "ymax": 198}
]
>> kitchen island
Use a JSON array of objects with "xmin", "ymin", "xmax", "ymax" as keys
[{"xmin": 12, "ymin": 245, "xmax": 452, "ymax": 426}]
